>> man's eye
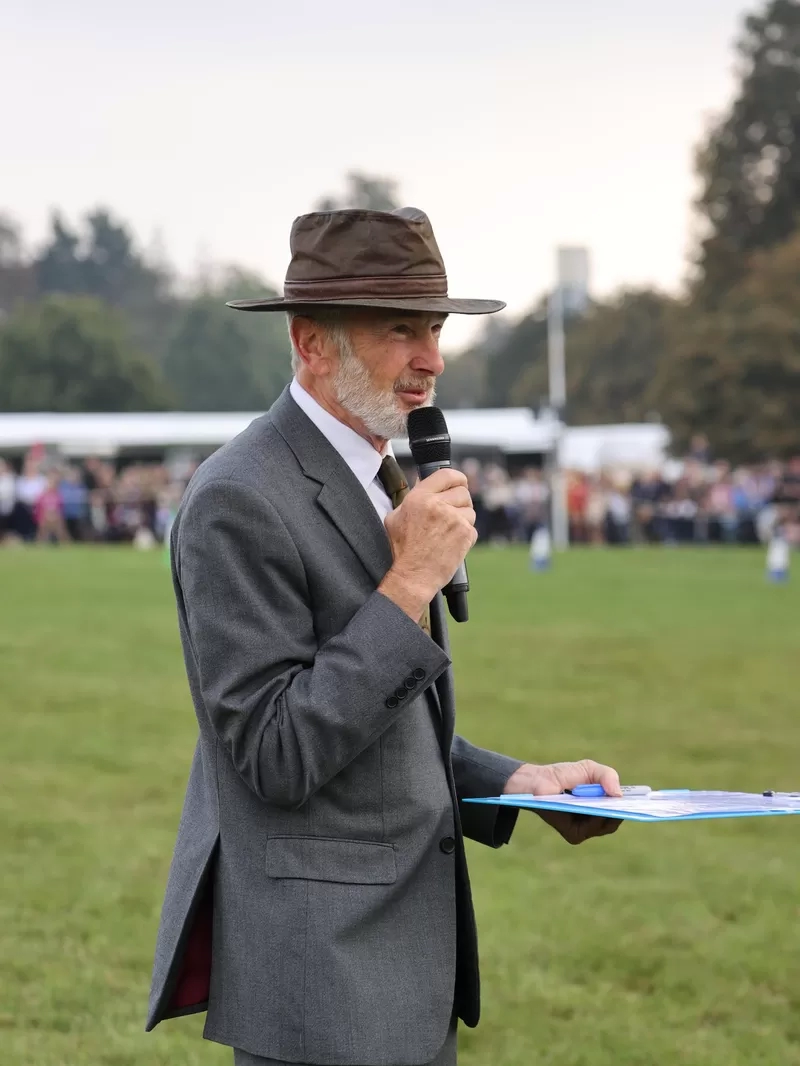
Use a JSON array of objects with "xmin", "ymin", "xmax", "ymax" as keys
[{"xmin": 392, "ymin": 325, "xmax": 414, "ymax": 337}]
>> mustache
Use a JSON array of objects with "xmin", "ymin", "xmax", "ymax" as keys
[{"xmin": 393, "ymin": 376, "xmax": 435, "ymax": 393}]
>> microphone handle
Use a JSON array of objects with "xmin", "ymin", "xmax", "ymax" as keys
[{"xmin": 416, "ymin": 460, "xmax": 470, "ymax": 623}]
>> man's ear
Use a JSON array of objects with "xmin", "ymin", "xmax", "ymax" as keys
[{"xmin": 291, "ymin": 316, "xmax": 335, "ymax": 378}]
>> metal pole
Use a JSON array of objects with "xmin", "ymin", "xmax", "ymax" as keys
[
  {"xmin": 547, "ymin": 285, "xmax": 566, "ymax": 411},
  {"xmin": 547, "ymin": 285, "xmax": 569, "ymax": 550}
]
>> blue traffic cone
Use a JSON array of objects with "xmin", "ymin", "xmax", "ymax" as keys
[
  {"xmin": 766, "ymin": 529, "xmax": 790, "ymax": 583},
  {"xmin": 530, "ymin": 527, "xmax": 552, "ymax": 571}
]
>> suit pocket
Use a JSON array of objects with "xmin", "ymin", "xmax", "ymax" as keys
[{"xmin": 266, "ymin": 835, "xmax": 397, "ymax": 885}]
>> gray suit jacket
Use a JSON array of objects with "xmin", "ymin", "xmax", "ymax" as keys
[{"xmin": 146, "ymin": 387, "xmax": 523, "ymax": 1064}]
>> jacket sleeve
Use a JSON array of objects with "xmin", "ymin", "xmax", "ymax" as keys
[
  {"xmin": 174, "ymin": 477, "xmax": 450, "ymax": 809},
  {"xmin": 451, "ymin": 734, "xmax": 523, "ymax": 849}
]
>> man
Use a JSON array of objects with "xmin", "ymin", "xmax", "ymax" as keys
[{"xmin": 146, "ymin": 207, "xmax": 621, "ymax": 1065}]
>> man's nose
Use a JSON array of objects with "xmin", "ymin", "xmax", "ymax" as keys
[{"xmin": 410, "ymin": 334, "xmax": 445, "ymax": 377}]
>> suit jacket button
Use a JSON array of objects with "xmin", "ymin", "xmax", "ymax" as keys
[
  {"xmin": 439, "ymin": 836, "xmax": 456, "ymax": 854},
  {"xmin": 404, "ymin": 676, "xmax": 417, "ymax": 690},
  {"xmin": 386, "ymin": 695, "xmax": 399, "ymax": 709},
  {"xmin": 412, "ymin": 668, "xmax": 426, "ymax": 681},
  {"xmin": 394, "ymin": 687, "xmax": 407, "ymax": 701}
]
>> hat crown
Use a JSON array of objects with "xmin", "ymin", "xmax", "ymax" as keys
[
  {"xmin": 283, "ymin": 208, "xmax": 448, "ymax": 300},
  {"xmin": 224, "ymin": 206, "xmax": 505, "ymax": 315}
]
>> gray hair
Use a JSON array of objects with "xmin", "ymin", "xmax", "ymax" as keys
[{"xmin": 286, "ymin": 308, "xmax": 350, "ymax": 374}]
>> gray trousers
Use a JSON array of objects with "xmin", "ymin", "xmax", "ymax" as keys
[{"xmin": 233, "ymin": 1020, "xmax": 458, "ymax": 1066}]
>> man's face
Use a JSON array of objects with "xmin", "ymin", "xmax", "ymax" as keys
[{"xmin": 328, "ymin": 310, "xmax": 447, "ymax": 440}]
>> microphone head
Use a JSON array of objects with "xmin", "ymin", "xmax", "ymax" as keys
[{"xmin": 408, "ymin": 406, "xmax": 451, "ymax": 466}]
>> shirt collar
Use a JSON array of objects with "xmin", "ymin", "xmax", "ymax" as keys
[{"xmin": 289, "ymin": 378, "xmax": 393, "ymax": 491}]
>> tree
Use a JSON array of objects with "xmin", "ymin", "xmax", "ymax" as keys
[
  {"xmin": 435, "ymin": 316, "xmax": 513, "ymax": 409},
  {"xmin": 162, "ymin": 298, "xmax": 263, "ymax": 411},
  {"xmin": 35, "ymin": 209, "xmax": 169, "ymax": 307},
  {"xmin": 650, "ymin": 230, "xmax": 800, "ymax": 458},
  {"xmin": 0, "ymin": 213, "xmax": 35, "ymax": 315},
  {"xmin": 694, "ymin": 0, "xmax": 800, "ymax": 302},
  {"xmin": 648, "ymin": 308, "xmax": 800, "ymax": 460},
  {"xmin": 0, "ymin": 214, "xmax": 24, "ymax": 268},
  {"xmin": 474, "ymin": 289, "xmax": 677, "ymax": 424},
  {"xmin": 34, "ymin": 208, "xmax": 175, "ymax": 363},
  {"xmin": 0, "ymin": 295, "xmax": 171, "ymax": 412},
  {"xmin": 531, "ymin": 289, "xmax": 676, "ymax": 424},
  {"xmin": 480, "ymin": 303, "xmax": 551, "ymax": 409},
  {"xmin": 163, "ymin": 269, "xmax": 291, "ymax": 411},
  {"xmin": 34, "ymin": 213, "xmax": 82, "ymax": 296},
  {"xmin": 81, "ymin": 210, "xmax": 169, "ymax": 311},
  {"xmin": 214, "ymin": 268, "xmax": 293, "ymax": 406},
  {"xmin": 315, "ymin": 171, "xmax": 400, "ymax": 212}
]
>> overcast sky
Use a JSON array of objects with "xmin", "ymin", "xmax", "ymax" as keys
[{"xmin": 3, "ymin": 0, "xmax": 751, "ymax": 349}]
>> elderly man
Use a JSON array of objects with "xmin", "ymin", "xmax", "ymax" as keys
[{"xmin": 146, "ymin": 207, "xmax": 621, "ymax": 1066}]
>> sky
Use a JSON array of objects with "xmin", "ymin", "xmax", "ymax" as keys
[{"xmin": 2, "ymin": 0, "xmax": 752, "ymax": 351}]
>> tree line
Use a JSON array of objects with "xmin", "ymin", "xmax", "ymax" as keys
[
  {"xmin": 0, "ymin": 208, "xmax": 288, "ymax": 413},
  {"xmin": 2, "ymin": 1, "xmax": 800, "ymax": 461},
  {"xmin": 0, "ymin": 172, "xmax": 404, "ymax": 417}
]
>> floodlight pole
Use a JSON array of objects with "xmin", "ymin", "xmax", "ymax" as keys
[{"xmin": 547, "ymin": 285, "xmax": 569, "ymax": 550}]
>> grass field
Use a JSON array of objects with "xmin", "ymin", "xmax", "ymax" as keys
[{"xmin": 3, "ymin": 545, "xmax": 800, "ymax": 1066}]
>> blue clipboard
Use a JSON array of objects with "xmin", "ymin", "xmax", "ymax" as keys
[{"xmin": 463, "ymin": 790, "xmax": 800, "ymax": 823}]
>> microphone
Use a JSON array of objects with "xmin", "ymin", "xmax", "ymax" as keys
[{"xmin": 407, "ymin": 406, "xmax": 470, "ymax": 623}]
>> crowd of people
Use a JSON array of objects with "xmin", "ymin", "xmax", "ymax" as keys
[
  {"xmin": 0, "ymin": 445, "xmax": 188, "ymax": 548},
  {"xmin": 464, "ymin": 457, "xmax": 800, "ymax": 548},
  {"xmin": 2, "ymin": 436, "xmax": 800, "ymax": 549}
]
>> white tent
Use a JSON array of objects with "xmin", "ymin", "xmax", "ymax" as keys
[
  {"xmin": 558, "ymin": 423, "xmax": 671, "ymax": 473},
  {"xmin": 0, "ymin": 409, "xmax": 670, "ymax": 471},
  {"xmin": 392, "ymin": 408, "xmax": 558, "ymax": 457},
  {"xmin": 0, "ymin": 408, "xmax": 559, "ymax": 458},
  {"xmin": 0, "ymin": 412, "xmax": 264, "ymax": 456}
]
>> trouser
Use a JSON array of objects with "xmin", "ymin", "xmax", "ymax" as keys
[{"xmin": 233, "ymin": 1019, "xmax": 458, "ymax": 1066}]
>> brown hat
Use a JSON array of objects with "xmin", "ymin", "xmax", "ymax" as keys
[{"xmin": 226, "ymin": 207, "xmax": 505, "ymax": 316}]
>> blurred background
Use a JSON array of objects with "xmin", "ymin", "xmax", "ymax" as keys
[
  {"xmin": 4, "ymin": 0, "xmax": 800, "ymax": 552},
  {"xmin": 4, "ymin": 2, "xmax": 800, "ymax": 1065}
]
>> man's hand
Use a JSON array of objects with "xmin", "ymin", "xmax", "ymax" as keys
[
  {"xmin": 503, "ymin": 760, "xmax": 623, "ymax": 845},
  {"xmin": 379, "ymin": 469, "xmax": 477, "ymax": 621}
]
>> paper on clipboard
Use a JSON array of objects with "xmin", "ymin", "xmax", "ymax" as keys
[{"xmin": 463, "ymin": 791, "xmax": 800, "ymax": 823}]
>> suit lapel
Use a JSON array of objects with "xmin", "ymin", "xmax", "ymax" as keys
[
  {"xmin": 315, "ymin": 480, "xmax": 394, "ymax": 587},
  {"xmin": 269, "ymin": 387, "xmax": 394, "ymax": 587},
  {"xmin": 271, "ymin": 387, "xmax": 453, "ymax": 745}
]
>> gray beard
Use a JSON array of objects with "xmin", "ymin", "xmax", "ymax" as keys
[{"xmin": 331, "ymin": 346, "xmax": 435, "ymax": 440}]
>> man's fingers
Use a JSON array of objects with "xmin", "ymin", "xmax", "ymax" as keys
[
  {"xmin": 577, "ymin": 759, "xmax": 622, "ymax": 798},
  {"xmin": 594, "ymin": 763, "xmax": 622, "ymax": 798},
  {"xmin": 397, "ymin": 487, "xmax": 475, "ymax": 520},
  {"xmin": 587, "ymin": 816, "xmax": 621, "ymax": 842},
  {"xmin": 437, "ymin": 486, "xmax": 473, "ymax": 509},
  {"xmin": 548, "ymin": 760, "xmax": 623, "ymax": 797},
  {"xmin": 414, "ymin": 469, "xmax": 468, "ymax": 494},
  {"xmin": 595, "ymin": 817, "xmax": 622, "ymax": 837},
  {"xmin": 539, "ymin": 811, "xmax": 623, "ymax": 845}
]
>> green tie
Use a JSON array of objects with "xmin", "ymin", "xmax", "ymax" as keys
[
  {"xmin": 378, "ymin": 456, "xmax": 431, "ymax": 636},
  {"xmin": 378, "ymin": 454, "xmax": 409, "ymax": 508}
]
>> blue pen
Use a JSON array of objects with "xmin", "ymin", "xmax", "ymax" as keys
[
  {"xmin": 568, "ymin": 784, "xmax": 653, "ymax": 797},
  {"xmin": 567, "ymin": 784, "xmax": 606, "ymax": 798},
  {"xmin": 567, "ymin": 785, "xmax": 691, "ymax": 798}
]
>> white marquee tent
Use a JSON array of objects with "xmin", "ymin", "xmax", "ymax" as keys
[{"xmin": 0, "ymin": 409, "xmax": 670, "ymax": 472}]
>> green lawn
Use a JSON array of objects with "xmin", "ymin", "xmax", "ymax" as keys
[{"xmin": 2, "ymin": 546, "xmax": 800, "ymax": 1066}]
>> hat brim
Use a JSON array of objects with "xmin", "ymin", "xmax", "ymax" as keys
[{"xmin": 225, "ymin": 296, "xmax": 506, "ymax": 316}]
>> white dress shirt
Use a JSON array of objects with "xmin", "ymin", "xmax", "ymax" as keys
[{"xmin": 289, "ymin": 378, "xmax": 394, "ymax": 521}]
